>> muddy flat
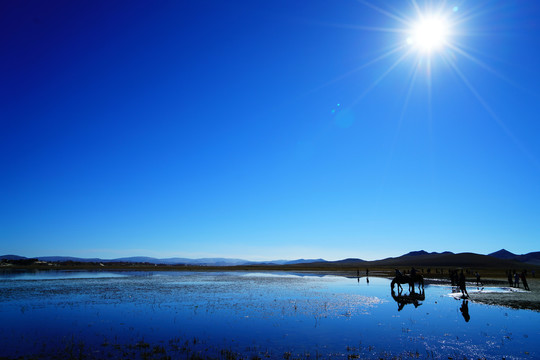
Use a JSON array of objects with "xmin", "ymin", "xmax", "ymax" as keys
[{"xmin": 466, "ymin": 278, "xmax": 540, "ymax": 311}]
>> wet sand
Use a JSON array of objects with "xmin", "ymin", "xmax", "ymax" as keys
[{"xmin": 462, "ymin": 278, "xmax": 540, "ymax": 311}]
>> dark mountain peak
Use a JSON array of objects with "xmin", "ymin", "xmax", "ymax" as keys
[
  {"xmin": 404, "ymin": 250, "xmax": 429, "ymax": 257},
  {"xmin": 284, "ymin": 259, "xmax": 327, "ymax": 265},
  {"xmin": 334, "ymin": 258, "xmax": 365, "ymax": 264},
  {"xmin": 489, "ymin": 249, "xmax": 517, "ymax": 259}
]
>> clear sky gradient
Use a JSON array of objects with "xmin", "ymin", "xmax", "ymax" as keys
[{"xmin": 2, "ymin": 1, "xmax": 540, "ymax": 260}]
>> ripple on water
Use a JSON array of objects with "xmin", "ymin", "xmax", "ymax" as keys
[{"xmin": 0, "ymin": 271, "xmax": 538, "ymax": 359}]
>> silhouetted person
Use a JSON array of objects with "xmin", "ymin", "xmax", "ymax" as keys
[
  {"xmin": 366, "ymin": 268, "xmax": 369, "ymax": 276},
  {"xmin": 459, "ymin": 270, "xmax": 468, "ymax": 297},
  {"xmin": 507, "ymin": 271, "xmax": 513, "ymax": 287},
  {"xmin": 395, "ymin": 268, "xmax": 403, "ymax": 277},
  {"xmin": 460, "ymin": 300, "xmax": 470, "ymax": 322},
  {"xmin": 521, "ymin": 271, "xmax": 530, "ymax": 291},
  {"xmin": 450, "ymin": 270, "xmax": 458, "ymax": 287},
  {"xmin": 356, "ymin": 269, "xmax": 360, "ymax": 278},
  {"xmin": 514, "ymin": 272, "xmax": 520, "ymax": 288},
  {"xmin": 475, "ymin": 272, "xmax": 481, "ymax": 286}
]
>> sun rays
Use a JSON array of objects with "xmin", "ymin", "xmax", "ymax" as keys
[
  {"xmin": 316, "ymin": 0, "xmax": 538, "ymax": 167},
  {"xmin": 407, "ymin": 15, "xmax": 450, "ymax": 52}
]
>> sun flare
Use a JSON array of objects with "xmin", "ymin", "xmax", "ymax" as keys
[{"xmin": 407, "ymin": 16, "xmax": 450, "ymax": 53}]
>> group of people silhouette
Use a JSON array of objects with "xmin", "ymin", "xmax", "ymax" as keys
[
  {"xmin": 449, "ymin": 269, "xmax": 469, "ymax": 297},
  {"xmin": 389, "ymin": 267, "xmax": 470, "ymax": 321},
  {"xmin": 507, "ymin": 270, "xmax": 530, "ymax": 291},
  {"xmin": 356, "ymin": 268, "xmax": 370, "ymax": 284},
  {"xmin": 354, "ymin": 266, "xmax": 532, "ymax": 323}
]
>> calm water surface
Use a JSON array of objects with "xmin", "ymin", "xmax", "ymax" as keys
[{"xmin": 0, "ymin": 271, "xmax": 538, "ymax": 359}]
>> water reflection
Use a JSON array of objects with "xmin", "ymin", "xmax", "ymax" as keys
[
  {"xmin": 460, "ymin": 299, "xmax": 471, "ymax": 322},
  {"xmin": 0, "ymin": 270, "xmax": 126, "ymax": 280},
  {"xmin": 390, "ymin": 288, "xmax": 425, "ymax": 311},
  {"xmin": 0, "ymin": 271, "xmax": 537, "ymax": 359}
]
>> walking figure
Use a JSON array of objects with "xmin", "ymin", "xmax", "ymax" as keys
[
  {"xmin": 514, "ymin": 272, "xmax": 520, "ymax": 288},
  {"xmin": 459, "ymin": 270, "xmax": 469, "ymax": 297}
]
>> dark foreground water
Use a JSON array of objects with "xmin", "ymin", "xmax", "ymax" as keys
[{"xmin": 0, "ymin": 271, "xmax": 538, "ymax": 359}]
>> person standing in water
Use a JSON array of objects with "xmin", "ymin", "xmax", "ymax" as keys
[{"xmin": 459, "ymin": 270, "xmax": 469, "ymax": 297}]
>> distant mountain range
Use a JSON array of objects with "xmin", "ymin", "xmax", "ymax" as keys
[
  {"xmin": 1, "ymin": 250, "xmax": 539, "ymax": 267},
  {"xmin": 488, "ymin": 249, "xmax": 540, "ymax": 266},
  {"xmin": 0, "ymin": 255, "xmax": 327, "ymax": 266}
]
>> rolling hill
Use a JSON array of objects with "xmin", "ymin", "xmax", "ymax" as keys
[
  {"xmin": 1, "ymin": 249, "xmax": 539, "ymax": 268},
  {"xmin": 489, "ymin": 249, "xmax": 540, "ymax": 266}
]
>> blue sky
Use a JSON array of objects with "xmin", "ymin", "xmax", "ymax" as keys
[{"xmin": 2, "ymin": 0, "xmax": 540, "ymax": 260}]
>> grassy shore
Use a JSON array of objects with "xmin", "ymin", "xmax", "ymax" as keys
[
  {"xmin": 3, "ymin": 260, "xmax": 539, "ymax": 311},
  {"xmin": 1, "ymin": 260, "xmax": 537, "ymax": 278}
]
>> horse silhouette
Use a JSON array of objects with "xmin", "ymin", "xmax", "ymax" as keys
[
  {"xmin": 410, "ymin": 274, "xmax": 424, "ymax": 292},
  {"xmin": 391, "ymin": 275, "xmax": 413, "ymax": 293},
  {"xmin": 391, "ymin": 274, "xmax": 424, "ymax": 293}
]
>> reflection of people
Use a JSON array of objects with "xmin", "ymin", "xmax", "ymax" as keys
[
  {"xmin": 459, "ymin": 270, "xmax": 469, "ymax": 297},
  {"xmin": 460, "ymin": 300, "xmax": 470, "ymax": 322}
]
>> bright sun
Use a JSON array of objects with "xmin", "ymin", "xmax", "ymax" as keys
[{"xmin": 407, "ymin": 16, "xmax": 450, "ymax": 53}]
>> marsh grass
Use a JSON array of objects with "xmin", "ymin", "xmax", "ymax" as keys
[
  {"xmin": 1, "ymin": 271, "xmax": 538, "ymax": 359},
  {"xmin": 0, "ymin": 334, "xmax": 469, "ymax": 360}
]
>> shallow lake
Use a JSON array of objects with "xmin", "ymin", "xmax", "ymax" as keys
[{"xmin": 0, "ymin": 270, "xmax": 538, "ymax": 359}]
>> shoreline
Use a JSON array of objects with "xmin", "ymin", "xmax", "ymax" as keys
[{"xmin": 2, "ymin": 266, "xmax": 539, "ymax": 311}]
